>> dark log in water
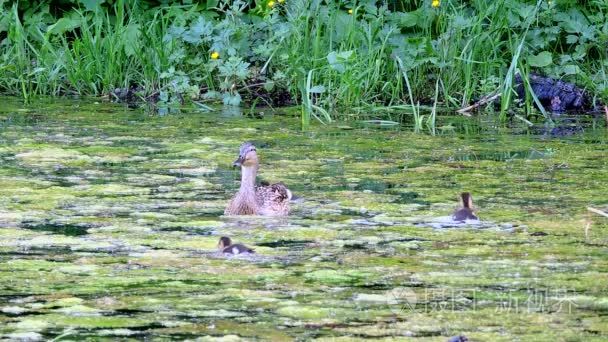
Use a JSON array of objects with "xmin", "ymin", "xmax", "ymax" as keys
[
  {"xmin": 514, "ymin": 73, "xmax": 591, "ymax": 112},
  {"xmin": 458, "ymin": 73, "xmax": 597, "ymax": 115}
]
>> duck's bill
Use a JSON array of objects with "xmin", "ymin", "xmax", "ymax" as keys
[{"xmin": 233, "ymin": 156, "xmax": 244, "ymax": 167}]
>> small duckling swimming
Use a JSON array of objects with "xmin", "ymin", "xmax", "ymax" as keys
[
  {"xmin": 217, "ymin": 236, "xmax": 255, "ymax": 255},
  {"xmin": 447, "ymin": 335, "xmax": 468, "ymax": 342},
  {"xmin": 224, "ymin": 142, "xmax": 292, "ymax": 216},
  {"xmin": 452, "ymin": 192, "xmax": 478, "ymax": 221}
]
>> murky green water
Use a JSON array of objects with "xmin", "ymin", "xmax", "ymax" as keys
[{"xmin": 0, "ymin": 97, "xmax": 607, "ymax": 341}]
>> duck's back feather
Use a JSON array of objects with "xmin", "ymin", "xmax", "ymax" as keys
[
  {"xmin": 225, "ymin": 183, "xmax": 291, "ymax": 216},
  {"xmin": 255, "ymin": 182, "xmax": 291, "ymax": 216}
]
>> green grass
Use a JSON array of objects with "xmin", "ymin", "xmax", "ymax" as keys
[{"xmin": 0, "ymin": 0, "xmax": 607, "ymax": 126}]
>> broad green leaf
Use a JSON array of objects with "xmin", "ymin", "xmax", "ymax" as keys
[
  {"xmin": 123, "ymin": 24, "xmax": 141, "ymax": 56},
  {"xmin": 327, "ymin": 50, "xmax": 354, "ymax": 73},
  {"xmin": 391, "ymin": 11, "xmax": 419, "ymax": 28},
  {"xmin": 566, "ymin": 35, "xmax": 578, "ymax": 44},
  {"xmin": 218, "ymin": 57, "xmax": 250, "ymax": 81},
  {"xmin": 202, "ymin": 91, "xmax": 221, "ymax": 100},
  {"xmin": 327, "ymin": 51, "xmax": 339, "ymax": 64},
  {"xmin": 361, "ymin": 0, "xmax": 378, "ymax": 14},
  {"xmin": 559, "ymin": 54, "xmax": 573, "ymax": 64},
  {"xmin": 555, "ymin": 8, "xmax": 589, "ymax": 33},
  {"xmin": 573, "ymin": 44, "xmax": 587, "ymax": 60},
  {"xmin": 159, "ymin": 91, "xmax": 169, "ymax": 102},
  {"xmin": 0, "ymin": 10, "xmax": 8, "ymax": 34},
  {"xmin": 222, "ymin": 92, "xmax": 242, "ymax": 106},
  {"xmin": 333, "ymin": 12, "xmax": 352, "ymax": 42},
  {"xmin": 46, "ymin": 17, "xmax": 80, "ymax": 36},
  {"xmin": 337, "ymin": 50, "xmax": 354, "ymax": 59},
  {"xmin": 79, "ymin": 0, "xmax": 104, "ymax": 11},
  {"xmin": 328, "ymin": 63, "xmax": 345, "ymax": 73},
  {"xmin": 517, "ymin": 4, "xmax": 535, "ymax": 20},
  {"xmin": 263, "ymin": 81, "xmax": 275, "ymax": 92},
  {"xmin": 452, "ymin": 15, "xmax": 473, "ymax": 29},
  {"xmin": 528, "ymin": 51, "xmax": 552, "ymax": 67},
  {"xmin": 309, "ymin": 85, "xmax": 325, "ymax": 94},
  {"xmin": 167, "ymin": 25, "xmax": 186, "ymax": 40},
  {"xmin": 206, "ymin": 0, "xmax": 219, "ymax": 8},
  {"xmin": 183, "ymin": 17, "xmax": 212, "ymax": 44},
  {"xmin": 563, "ymin": 64, "xmax": 580, "ymax": 75}
]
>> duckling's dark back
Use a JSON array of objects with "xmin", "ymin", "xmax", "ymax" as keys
[
  {"xmin": 453, "ymin": 208, "xmax": 478, "ymax": 221},
  {"xmin": 447, "ymin": 335, "xmax": 468, "ymax": 342},
  {"xmin": 222, "ymin": 243, "xmax": 255, "ymax": 255}
]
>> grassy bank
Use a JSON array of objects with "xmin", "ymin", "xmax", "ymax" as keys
[{"xmin": 1, "ymin": 0, "xmax": 607, "ymax": 124}]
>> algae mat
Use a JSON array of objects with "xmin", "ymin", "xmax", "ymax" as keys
[{"xmin": 0, "ymin": 97, "xmax": 607, "ymax": 341}]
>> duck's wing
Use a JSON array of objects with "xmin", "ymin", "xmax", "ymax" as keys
[
  {"xmin": 255, "ymin": 182, "xmax": 291, "ymax": 215},
  {"xmin": 262, "ymin": 180, "xmax": 301, "ymax": 201},
  {"xmin": 256, "ymin": 182, "xmax": 291, "ymax": 202}
]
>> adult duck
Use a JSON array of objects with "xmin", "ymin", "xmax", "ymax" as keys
[{"xmin": 224, "ymin": 142, "xmax": 291, "ymax": 216}]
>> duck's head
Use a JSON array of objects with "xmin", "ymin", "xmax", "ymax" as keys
[
  {"xmin": 460, "ymin": 192, "xmax": 474, "ymax": 208},
  {"xmin": 233, "ymin": 142, "xmax": 258, "ymax": 168},
  {"xmin": 218, "ymin": 236, "xmax": 232, "ymax": 249}
]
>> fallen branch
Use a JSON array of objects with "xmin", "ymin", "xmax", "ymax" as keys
[
  {"xmin": 457, "ymin": 90, "xmax": 501, "ymax": 115},
  {"xmin": 587, "ymin": 207, "xmax": 608, "ymax": 218},
  {"xmin": 513, "ymin": 113, "xmax": 533, "ymax": 126}
]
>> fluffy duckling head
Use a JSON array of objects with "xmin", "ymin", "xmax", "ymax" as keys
[
  {"xmin": 460, "ymin": 192, "xmax": 474, "ymax": 208},
  {"xmin": 218, "ymin": 236, "xmax": 232, "ymax": 250}
]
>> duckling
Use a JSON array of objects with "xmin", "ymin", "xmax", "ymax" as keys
[
  {"xmin": 447, "ymin": 335, "xmax": 468, "ymax": 342},
  {"xmin": 452, "ymin": 192, "xmax": 478, "ymax": 221},
  {"xmin": 224, "ymin": 142, "xmax": 291, "ymax": 216},
  {"xmin": 217, "ymin": 236, "xmax": 255, "ymax": 255}
]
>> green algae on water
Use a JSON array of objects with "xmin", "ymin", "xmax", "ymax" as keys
[{"xmin": 0, "ymin": 97, "xmax": 607, "ymax": 340}]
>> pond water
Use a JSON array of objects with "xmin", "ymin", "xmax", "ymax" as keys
[{"xmin": 0, "ymin": 97, "xmax": 607, "ymax": 341}]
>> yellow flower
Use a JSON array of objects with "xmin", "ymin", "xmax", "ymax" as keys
[
  {"xmin": 210, "ymin": 51, "xmax": 220, "ymax": 60},
  {"xmin": 268, "ymin": 1, "xmax": 275, "ymax": 7},
  {"xmin": 432, "ymin": 0, "xmax": 440, "ymax": 8},
  {"xmin": 348, "ymin": 9, "xmax": 353, "ymax": 14}
]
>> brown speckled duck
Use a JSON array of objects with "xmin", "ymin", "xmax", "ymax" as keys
[
  {"xmin": 452, "ymin": 192, "xmax": 478, "ymax": 221},
  {"xmin": 217, "ymin": 236, "xmax": 254, "ymax": 255},
  {"xmin": 224, "ymin": 142, "xmax": 291, "ymax": 216}
]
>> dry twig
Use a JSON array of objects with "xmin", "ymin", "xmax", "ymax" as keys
[
  {"xmin": 587, "ymin": 207, "xmax": 608, "ymax": 218},
  {"xmin": 457, "ymin": 90, "xmax": 501, "ymax": 115}
]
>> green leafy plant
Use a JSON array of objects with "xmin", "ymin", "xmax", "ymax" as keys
[{"xmin": 1, "ymin": 0, "xmax": 607, "ymax": 129}]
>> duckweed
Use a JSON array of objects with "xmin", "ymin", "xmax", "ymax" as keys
[{"xmin": 0, "ymin": 97, "xmax": 607, "ymax": 339}]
